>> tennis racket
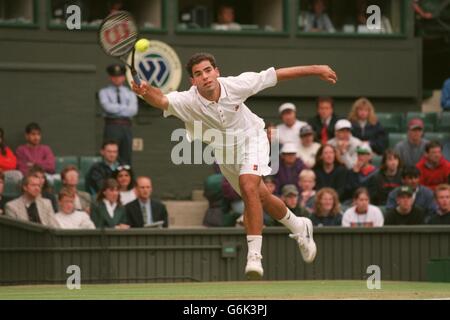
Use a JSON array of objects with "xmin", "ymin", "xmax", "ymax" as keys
[{"xmin": 99, "ymin": 10, "xmax": 141, "ymax": 85}]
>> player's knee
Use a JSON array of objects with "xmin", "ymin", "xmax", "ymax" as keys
[{"xmin": 239, "ymin": 181, "xmax": 259, "ymax": 199}]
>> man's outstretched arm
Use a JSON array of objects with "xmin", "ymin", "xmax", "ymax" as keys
[
  {"xmin": 276, "ymin": 65, "xmax": 338, "ymax": 84},
  {"xmin": 131, "ymin": 81, "xmax": 169, "ymax": 111}
]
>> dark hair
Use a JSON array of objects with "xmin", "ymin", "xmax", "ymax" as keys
[
  {"xmin": 0, "ymin": 128, "xmax": 5, "ymax": 156},
  {"xmin": 112, "ymin": 165, "xmax": 135, "ymax": 190},
  {"xmin": 25, "ymin": 122, "xmax": 41, "ymax": 134},
  {"xmin": 425, "ymin": 140, "xmax": 442, "ymax": 153},
  {"xmin": 185, "ymin": 53, "xmax": 217, "ymax": 77},
  {"xmin": 96, "ymin": 178, "xmax": 121, "ymax": 205},
  {"xmin": 316, "ymin": 96, "xmax": 334, "ymax": 108},
  {"xmin": 28, "ymin": 164, "xmax": 52, "ymax": 192},
  {"xmin": 313, "ymin": 144, "xmax": 342, "ymax": 170},
  {"xmin": 401, "ymin": 166, "xmax": 420, "ymax": 179},
  {"xmin": 380, "ymin": 149, "xmax": 402, "ymax": 173},
  {"xmin": 353, "ymin": 187, "xmax": 370, "ymax": 200},
  {"xmin": 102, "ymin": 140, "xmax": 119, "ymax": 149},
  {"xmin": 21, "ymin": 174, "xmax": 41, "ymax": 190}
]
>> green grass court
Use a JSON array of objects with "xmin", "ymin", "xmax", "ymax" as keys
[{"xmin": 1, "ymin": 281, "xmax": 449, "ymax": 300}]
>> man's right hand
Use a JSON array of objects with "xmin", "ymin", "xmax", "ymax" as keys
[{"xmin": 131, "ymin": 80, "xmax": 150, "ymax": 96}]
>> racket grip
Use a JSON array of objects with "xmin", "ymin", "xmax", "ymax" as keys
[{"xmin": 131, "ymin": 70, "xmax": 141, "ymax": 86}]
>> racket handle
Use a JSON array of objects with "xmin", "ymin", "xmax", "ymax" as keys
[{"xmin": 131, "ymin": 70, "xmax": 141, "ymax": 85}]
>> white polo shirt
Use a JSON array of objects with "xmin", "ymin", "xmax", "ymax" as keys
[{"xmin": 164, "ymin": 67, "xmax": 278, "ymax": 148}]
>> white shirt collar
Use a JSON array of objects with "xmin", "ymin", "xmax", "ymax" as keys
[
  {"xmin": 103, "ymin": 199, "xmax": 117, "ymax": 218},
  {"xmin": 195, "ymin": 80, "xmax": 228, "ymax": 107}
]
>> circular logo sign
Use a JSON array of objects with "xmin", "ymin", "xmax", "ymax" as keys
[{"xmin": 126, "ymin": 40, "xmax": 182, "ymax": 95}]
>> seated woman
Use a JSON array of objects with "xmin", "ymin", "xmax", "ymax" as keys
[
  {"xmin": 342, "ymin": 187, "xmax": 384, "ymax": 227},
  {"xmin": 297, "ymin": 169, "xmax": 316, "ymax": 214},
  {"xmin": 310, "ymin": 187, "xmax": 343, "ymax": 226},
  {"xmin": 0, "ymin": 128, "xmax": 23, "ymax": 187},
  {"xmin": 113, "ymin": 165, "xmax": 136, "ymax": 205},
  {"xmin": 348, "ymin": 97, "xmax": 387, "ymax": 155},
  {"xmin": 55, "ymin": 188, "xmax": 95, "ymax": 229},
  {"xmin": 91, "ymin": 178, "xmax": 129, "ymax": 229},
  {"xmin": 369, "ymin": 149, "xmax": 403, "ymax": 206},
  {"xmin": 313, "ymin": 144, "xmax": 348, "ymax": 201},
  {"xmin": 60, "ymin": 165, "xmax": 92, "ymax": 213}
]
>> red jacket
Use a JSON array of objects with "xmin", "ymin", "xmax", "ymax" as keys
[
  {"xmin": 417, "ymin": 156, "xmax": 450, "ymax": 190},
  {"xmin": 0, "ymin": 147, "xmax": 17, "ymax": 171}
]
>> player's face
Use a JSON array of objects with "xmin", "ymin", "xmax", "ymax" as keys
[
  {"xmin": 26, "ymin": 130, "xmax": 41, "ymax": 146},
  {"xmin": 355, "ymin": 193, "xmax": 369, "ymax": 212},
  {"xmin": 136, "ymin": 178, "xmax": 152, "ymax": 200},
  {"xmin": 299, "ymin": 177, "xmax": 315, "ymax": 192},
  {"xmin": 190, "ymin": 60, "xmax": 220, "ymax": 94},
  {"xmin": 426, "ymin": 147, "xmax": 442, "ymax": 165},
  {"xmin": 103, "ymin": 187, "xmax": 119, "ymax": 203},
  {"xmin": 436, "ymin": 190, "xmax": 450, "ymax": 212},
  {"xmin": 63, "ymin": 170, "xmax": 79, "ymax": 186},
  {"xmin": 59, "ymin": 196, "xmax": 75, "ymax": 214}
]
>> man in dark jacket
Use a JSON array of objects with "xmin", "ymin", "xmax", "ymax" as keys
[
  {"xmin": 85, "ymin": 140, "xmax": 123, "ymax": 195},
  {"xmin": 385, "ymin": 186, "xmax": 426, "ymax": 225},
  {"xmin": 125, "ymin": 176, "xmax": 168, "ymax": 228},
  {"xmin": 307, "ymin": 96, "xmax": 340, "ymax": 145}
]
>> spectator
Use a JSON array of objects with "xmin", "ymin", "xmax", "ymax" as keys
[
  {"xmin": 211, "ymin": 4, "xmax": 241, "ymax": 31},
  {"xmin": 0, "ymin": 170, "xmax": 13, "ymax": 215},
  {"xmin": 5, "ymin": 175, "xmax": 59, "ymax": 228},
  {"xmin": 308, "ymin": 96, "xmax": 340, "ymax": 145},
  {"xmin": 125, "ymin": 176, "xmax": 168, "ymax": 228},
  {"xmin": 303, "ymin": 0, "xmax": 335, "ymax": 33},
  {"xmin": 28, "ymin": 165, "xmax": 58, "ymax": 212},
  {"xmin": 0, "ymin": 128, "xmax": 17, "ymax": 172},
  {"xmin": 90, "ymin": 178, "xmax": 129, "ymax": 229},
  {"xmin": 297, "ymin": 125, "xmax": 321, "ymax": 168},
  {"xmin": 274, "ymin": 143, "xmax": 306, "ymax": 194},
  {"xmin": 276, "ymin": 103, "xmax": 307, "ymax": 146},
  {"xmin": 348, "ymin": 97, "xmax": 388, "ymax": 155},
  {"xmin": 328, "ymin": 119, "xmax": 363, "ymax": 170},
  {"xmin": 342, "ymin": 188, "xmax": 384, "ymax": 227},
  {"xmin": 347, "ymin": 144, "xmax": 377, "ymax": 195},
  {"xmin": 99, "ymin": 64, "xmax": 138, "ymax": 165},
  {"xmin": 112, "ymin": 164, "xmax": 136, "ymax": 205},
  {"xmin": 297, "ymin": 169, "xmax": 316, "ymax": 213},
  {"xmin": 441, "ymin": 77, "xmax": 450, "ymax": 111},
  {"xmin": 85, "ymin": 140, "xmax": 123, "ymax": 195},
  {"xmin": 54, "ymin": 188, "xmax": 95, "ymax": 229},
  {"xmin": 265, "ymin": 122, "xmax": 277, "ymax": 145},
  {"xmin": 281, "ymin": 184, "xmax": 309, "ymax": 217},
  {"xmin": 417, "ymin": 141, "xmax": 450, "ymax": 190},
  {"xmin": 15, "ymin": 122, "xmax": 56, "ymax": 176},
  {"xmin": 394, "ymin": 118, "xmax": 429, "ymax": 167},
  {"xmin": 385, "ymin": 186, "xmax": 426, "ymax": 225},
  {"xmin": 310, "ymin": 187, "xmax": 343, "ymax": 226},
  {"xmin": 429, "ymin": 184, "xmax": 450, "ymax": 224},
  {"xmin": 60, "ymin": 165, "xmax": 92, "ymax": 213},
  {"xmin": 313, "ymin": 144, "xmax": 348, "ymax": 200},
  {"xmin": 370, "ymin": 149, "xmax": 403, "ymax": 205},
  {"xmin": 386, "ymin": 166, "xmax": 437, "ymax": 219},
  {"xmin": 354, "ymin": 0, "xmax": 393, "ymax": 34}
]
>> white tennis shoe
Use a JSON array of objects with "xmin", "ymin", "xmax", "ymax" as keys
[
  {"xmin": 245, "ymin": 252, "xmax": 263, "ymax": 280},
  {"xmin": 289, "ymin": 217, "xmax": 317, "ymax": 263}
]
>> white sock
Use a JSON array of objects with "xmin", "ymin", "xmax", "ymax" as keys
[
  {"xmin": 278, "ymin": 208, "xmax": 303, "ymax": 233},
  {"xmin": 246, "ymin": 235, "xmax": 262, "ymax": 257}
]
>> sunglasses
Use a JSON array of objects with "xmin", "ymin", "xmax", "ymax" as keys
[{"xmin": 117, "ymin": 165, "xmax": 131, "ymax": 171}]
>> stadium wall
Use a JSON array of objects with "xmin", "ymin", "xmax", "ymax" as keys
[
  {"xmin": 1, "ymin": 217, "xmax": 448, "ymax": 285},
  {"xmin": 0, "ymin": 0, "xmax": 422, "ymax": 199}
]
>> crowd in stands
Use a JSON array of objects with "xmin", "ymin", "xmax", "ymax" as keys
[
  {"xmin": 204, "ymin": 95, "xmax": 450, "ymax": 228},
  {"xmin": 0, "ymin": 124, "xmax": 168, "ymax": 230}
]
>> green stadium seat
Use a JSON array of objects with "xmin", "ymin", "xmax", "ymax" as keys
[
  {"xmin": 79, "ymin": 156, "xmax": 102, "ymax": 177},
  {"xmin": 55, "ymin": 156, "xmax": 79, "ymax": 174},
  {"xmin": 405, "ymin": 112, "xmax": 438, "ymax": 132},
  {"xmin": 424, "ymin": 132, "xmax": 450, "ymax": 143},
  {"xmin": 389, "ymin": 133, "xmax": 407, "ymax": 148},
  {"xmin": 371, "ymin": 154, "xmax": 383, "ymax": 168},
  {"xmin": 376, "ymin": 113, "xmax": 403, "ymax": 133},
  {"xmin": 3, "ymin": 179, "xmax": 21, "ymax": 198},
  {"xmin": 437, "ymin": 112, "xmax": 450, "ymax": 132},
  {"xmin": 52, "ymin": 179, "xmax": 63, "ymax": 194}
]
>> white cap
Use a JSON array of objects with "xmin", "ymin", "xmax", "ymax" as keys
[
  {"xmin": 281, "ymin": 142, "xmax": 298, "ymax": 154},
  {"xmin": 335, "ymin": 119, "xmax": 352, "ymax": 131},
  {"xmin": 278, "ymin": 102, "xmax": 296, "ymax": 114}
]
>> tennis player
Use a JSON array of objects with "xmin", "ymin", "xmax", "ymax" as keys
[{"xmin": 131, "ymin": 53, "xmax": 337, "ymax": 279}]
